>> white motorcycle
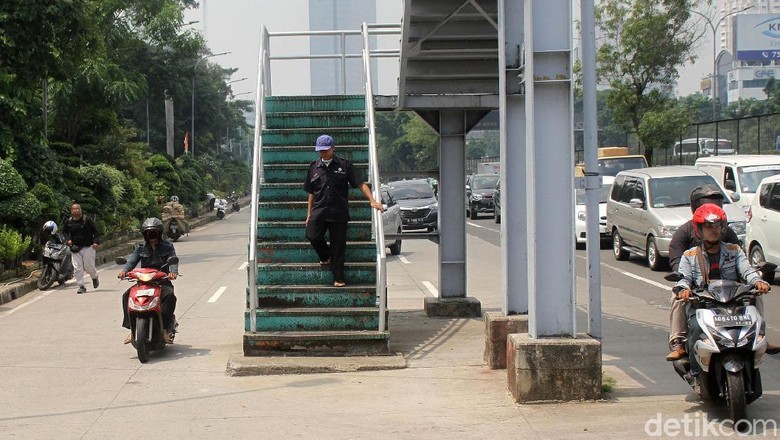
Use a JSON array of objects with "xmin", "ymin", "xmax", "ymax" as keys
[{"xmin": 214, "ymin": 198, "xmax": 227, "ymax": 220}]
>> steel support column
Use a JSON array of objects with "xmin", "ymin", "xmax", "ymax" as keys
[
  {"xmin": 438, "ymin": 110, "xmax": 467, "ymax": 298},
  {"xmin": 499, "ymin": 0, "xmax": 528, "ymax": 315},
  {"xmin": 524, "ymin": 0, "xmax": 575, "ymax": 338}
]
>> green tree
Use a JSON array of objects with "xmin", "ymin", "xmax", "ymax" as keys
[
  {"xmin": 376, "ymin": 111, "xmax": 438, "ymax": 174},
  {"xmin": 637, "ymin": 103, "xmax": 691, "ymax": 160},
  {"xmin": 596, "ymin": 0, "xmax": 704, "ymax": 164}
]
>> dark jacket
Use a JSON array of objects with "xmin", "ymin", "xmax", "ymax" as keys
[
  {"xmin": 62, "ymin": 216, "xmax": 100, "ymax": 247},
  {"xmin": 122, "ymin": 240, "xmax": 178, "ymax": 275},
  {"xmin": 303, "ymin": 155, "xmax": 364, "ymax": 222},
  {"xmin": 668, "ymin": 220, "xmax": 740, "ymax": 272}
]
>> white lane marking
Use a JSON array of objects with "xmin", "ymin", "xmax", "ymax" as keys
[
  {"xmin": 576, "ymin": 255, "xmax": 669, "ymax": 291},
  {"xmin": 422, "ymin": 281, "xmax": 438, "ymax": 297},
  {"xmin": 0, "ymin": 291, "xmax": 54, "ymax": 319},
  {"xmin": 398, "ymin": 256, "xmax": 411, "ymax": 264},
  {"xmin": 207, "ymin": 286, "xmax": 228, "ymax": 303},
  {"xmin": 238, "ymin": 262, "xmax": 248, "ymax": 271},
  {"xmin": 629, "ymin": 366, "xmax": 657, "ymax": 384},
  {"xmin": 467, "ymin": 221, "xmax": 498, "ymax": 231}
]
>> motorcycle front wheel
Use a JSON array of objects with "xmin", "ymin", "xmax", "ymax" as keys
[
  {"xmin": 726, "ymin": 371, "xmax": 747, "ymax": 429},
  {"xmin": 37, "ymin": 265, "xmax": 57, "ymax": 290},
  {"xmin": 135, "ymin": 317, "xmax": 150, "ymax": 363}
]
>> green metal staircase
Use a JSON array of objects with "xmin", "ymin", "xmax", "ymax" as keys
[{"xmin": 243, "ymin": 95, "xmax": 389, "ymax": 356}]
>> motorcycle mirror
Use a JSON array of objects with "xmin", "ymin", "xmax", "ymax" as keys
[
  {"xmin": 115, "ymin": 257, "xmax": 128, "ymax": 265},
  {"xmin": 664, "ymin": 272, "xmax": 683, "ymax": 282},
  {"xmin": 167, "ymin": 256, "xmax": 179, "ymax": 265}
]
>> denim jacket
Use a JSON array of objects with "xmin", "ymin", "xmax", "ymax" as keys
[{"xmin": 675, "ymin": 243, "xmax": 760, "ymax": 292}]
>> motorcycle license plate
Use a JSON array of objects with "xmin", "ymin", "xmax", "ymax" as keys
[
  {"xmin": 713, "ymin": 315, "xmax": 752, "ymax": 327},
  {"xmin": 136, "ymin": 288, "xmax": 156, "ymax": 297}
]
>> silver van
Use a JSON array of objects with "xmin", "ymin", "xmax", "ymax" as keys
[
  {"xmin": 606, "ymin": 166, "xmax": 747, "ymax": 271},
  {"xmin": 694, "ymin": 155, "xmax": 780, "ymax": 213}
]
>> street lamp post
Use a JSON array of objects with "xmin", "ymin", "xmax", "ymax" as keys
[
  {"xmin": 192, "ymin": 51, "xmax": 230, "ymax": 157},
  {"xmin": 690, "ymin": 6, "xmax": 754, "ymax": 119}
]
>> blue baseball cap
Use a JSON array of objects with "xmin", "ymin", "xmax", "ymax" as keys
[{"xmin": 315, "ymin": 134, "xmax": 334, "ymax": 151}]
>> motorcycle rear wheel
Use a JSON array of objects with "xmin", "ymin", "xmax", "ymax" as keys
[
  {"xmin": 37, "ymin": 265, "xmax": 57, "ymax": 290},
  {"xmin": 726, "ymin": 371, "xmax": 747, "ymax": 429},
  {"xmin": 135, "ymin": 317, "xmax": 150, "ymax": 363}
]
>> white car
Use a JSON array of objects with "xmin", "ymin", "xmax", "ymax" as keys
[
  {"xmin": 745, "ymin": 174, "xmax": 780, "ymax": 277},
  {"xmin": 575, "ymin": 176, "xmax": 614, "ymax": 246},
  {"xmin": 695, "ymin": 155, "xmax": 780, "ymax": 213},
  {"xmin": 380, "ymin": 185, "xmax": 402, "ymax": 255}
]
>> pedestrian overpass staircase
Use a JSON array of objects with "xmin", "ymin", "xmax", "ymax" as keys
[{"xmin": 243, "ymin": 94, "xmax": 390, "ymax": 356}]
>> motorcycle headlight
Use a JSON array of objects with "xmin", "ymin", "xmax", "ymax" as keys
[
  {"xmin": 472, "ymin": 194, "xmax": 482, "ymax": 201},
  {"xmin": 737, "ymin": 327, "xmax": 756, "ymax": 348},
  {"xmin": 704, "ymin": 324, "xmax": 735, "ymax": 348},
  {"xmin": 136, "ymin": 272, "xmax": 155, "ymax": 282},
  {"xmin": 658, "ymin": 225, "xmax": 679, "ymax": 238},
  {"xmin": 728, "ymin": 221, "xmax": 746, "ymax": 236},
  {"xmin": 577, "ymin": 211, "xmax": 587, "ymax": 222}
]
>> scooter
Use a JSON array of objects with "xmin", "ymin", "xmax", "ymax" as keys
[
  {"xmin": 116, "ymin": 256, "xmax": 179, "ymax": 363},
  {"xmin": 665, "ymin": 274, "xmax": 768, "ymax": 429},
  {"xmin": 229, "ymin": 195, "xmax": 240, "ymax": 212},
  {"xmin": 37, "ymin": 233, "xmax": 74, "ymax": 290},
  {"xmin": 166, "ymin": 222, "xmax": 182, "ymax": 241},
  {"xmin": 215, "ymin": 199, "xmax": 227, "ymax": 220}
]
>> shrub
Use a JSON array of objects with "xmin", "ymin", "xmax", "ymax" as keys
[
  {"xmin": 0, "ymin": 225, "xmax": 32, "ymax": 262},
  {"xmin": 0, "ymin": 192, "xmax": 43, "ymax": 224},
  {"xmin": 0, "ymin": 158, "xmax": 27, "ymax": 198}
]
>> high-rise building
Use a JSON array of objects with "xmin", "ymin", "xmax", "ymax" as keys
[
  {"xmin": 721, "ymin": 0, "xmax": 780, "ymax": 54},
  {"xmin": 309, "ymin": 0, "xmax": 377, "ymax": 95}
]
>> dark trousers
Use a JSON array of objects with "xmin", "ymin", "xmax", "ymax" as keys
[
  {"xmin": 306, "ymin": 218, "xmax": 348, "ymax": 282},
  {"xmin": 122, "ymin": 285, "xmax": 177, "ymax": 331}
]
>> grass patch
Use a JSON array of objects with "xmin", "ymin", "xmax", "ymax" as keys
[{"xmin": 602, "ymin": 375, "xmax": 617, "ymax": 393}]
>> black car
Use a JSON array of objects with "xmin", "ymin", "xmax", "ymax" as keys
[
  {"xmin": 466, "ymin": 173, "xmax": 499, "ymax": 219},
  {"xmin": 389, "ymin": 179, "xmax": 438, "ymax": 231}
]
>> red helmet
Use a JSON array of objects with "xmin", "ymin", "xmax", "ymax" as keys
[{"xmin": 692, "ymin": 203, "xmax": 727, "ymax": 240}]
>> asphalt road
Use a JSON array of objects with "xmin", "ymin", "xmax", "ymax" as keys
[{"xmin": 1, "ymin": 208, "xmax": 778, "ymax": 438}]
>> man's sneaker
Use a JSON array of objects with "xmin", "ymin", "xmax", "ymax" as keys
[
  {"xmin": 77, "ymin": 286, "xmax": 86, "ymax": 294},
  {"xmin": 92, "ymin": 277, "xmax": 99, "ymax": 289},
  {"xmin": 666, "ymin": 340, "xmax": 687, "ymax": 361}
]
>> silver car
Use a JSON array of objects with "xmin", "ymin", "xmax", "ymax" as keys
[
  {"xmin": 606, "ymin": 166, "xmax": 747, "ymax": 271},
  {"xmin": 380, "ymin": 185, "xmax": 402, "ymax": 255}
]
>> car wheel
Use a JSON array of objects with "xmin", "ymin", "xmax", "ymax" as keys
[
  {"xmin": 389, "ymin": 239, "xmax": 402, "ymax": 255},
  {"xmin": 494, "ymin": 210, "xmax": 501, "ymax": 224},
  {"xmin": 613, "ymin": 229, "xmax": 630, "ymax": 261},
  {"xmin": 470, "ymin": 207, "xmax": 479, "ymax": 220},
  {"xmin": 647, "ymin": 237, "xmax": 667, "ymax": 271},
  {"xmin": 750, "ymin": 244, "xmax": 766, "ymax": 267}
]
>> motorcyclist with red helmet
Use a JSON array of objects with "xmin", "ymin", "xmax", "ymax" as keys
[{"xmin": 667, "ymin": 204, "xmax": 776, "ymax": 360}]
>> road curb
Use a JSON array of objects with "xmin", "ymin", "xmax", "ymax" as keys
[{"xmin": 225, "ymin": 352, "xmax": 407, "ymax": 376}]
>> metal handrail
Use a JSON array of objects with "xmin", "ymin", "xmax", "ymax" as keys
[
  {"xmin": 362, "ymin": 22, "xmax": 387, "ymax": 332},
  {"xmin": 248, "ymin": 25, "xmax": 270, "ymax": 333}
]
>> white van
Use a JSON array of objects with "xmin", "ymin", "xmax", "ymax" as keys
[
  {"xmin": 673, "ymin": 138, "xmax": 735, "ymax": 157},
  {"xmin": 695, "ymin": 155, "xmax": 780, "ymax": 212}
]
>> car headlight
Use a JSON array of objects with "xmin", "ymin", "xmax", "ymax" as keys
[
  {"xmin": 471, "ymin": 194, "xmax": 482, "ymax": 201},
  {"xmin": 577, "ymin": 211, "xmax": 587, "ymax": 222},
  {"xmin": 429, "ymin": 203, "xmax": 438, "ymax": 212},
  {"xmin": 658, "ymin": 225, "xmax": 679, "ymax": 238},
  {"xmin": 729, "ymin": 221, "xmax": 746, "ymax": 236}
]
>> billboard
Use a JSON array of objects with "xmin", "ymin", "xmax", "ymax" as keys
[{"xmin": 734, "ymin": 14, "xmax": 780, "ymax": 61}]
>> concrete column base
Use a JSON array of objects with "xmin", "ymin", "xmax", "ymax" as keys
[
  {"xmin": 424, "ymin": 297, "xmax": 481, "ymax": 317},
  {"xmin": 484, "ymin": 312, "xmax": 528, "ymax": 369},
  {"xmin": 507, "ymin": 333, "xmax": 601, "ymax": 402}
]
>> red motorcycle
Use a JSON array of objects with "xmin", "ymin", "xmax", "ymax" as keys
[{"xmin": 116, "ymin": 256, "xmax": 178, "ymax": 363}]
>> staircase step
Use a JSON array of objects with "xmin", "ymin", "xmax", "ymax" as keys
[
  {"xmin": 265, "ymin": 111, "xmax": 366, "ymax": 129},
  {"xmin": 243, "ymin": 330, "xmax": 389, "ymax": 356},
  {"xmin": 262, "ymin": 127, "xmax": 368, "ymax": 147},
  {"xmin": 263, "ymin": 162, "xmax": 368, "ymax": 184},
  {"xmin": 252, "ymin": 284, "xmax": 377, "ymax": 308},
  {"xmin": 265, "ymin": 95, "xmax": 365, "ymax": 113},
  {"xmin": 246, "ymin": 307, "xmax": 381, "ymax": 332},
  {"xmin": 256, "ymin": 262, "xmax": 376, "ymax": 285},
  {"xmin": 256, "ymin": 241, "xmax": 376, "ymax": 263},
  {"xmin": 258, "ymin": 183, "xmax": 366, "ymax": 202},
  {"xmin": 258, "ymin": 201, "xmax": 371, "ymax": 221},
  {"xmin": 263, "ymin": 145, "xmax": 368, "ymax": 164},
  {"xmin": 257, "ymin": 221, "xmax": 373, "ymax": 242}
]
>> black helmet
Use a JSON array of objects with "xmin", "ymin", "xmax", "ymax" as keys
[
  {"xmin": 689, "ymin": 184, "xmax": 724, "ymax": 213},
  {"xmin": 141, "ymin": 217, "xmax": 164, "ymax": 241}
]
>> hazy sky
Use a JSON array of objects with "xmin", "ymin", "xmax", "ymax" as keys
[{"xmin": 185, "ymin": 1, "xmax": 707, "ymax": 100}]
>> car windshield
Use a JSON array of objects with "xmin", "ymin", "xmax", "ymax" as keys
[
  {"xmin": 575, "ymin": 184, "xmax": 612, "ymax": 205},
  {"xmin": 648, "ymin": 175, "xmax": 727, "ymax": 208},
  {"xmin": 598, "ymin": 157, "xmax": 647, "ymax": 176},
  {"xmin": 737, "ymin": 165, "xmax": 780, "ymax": 193},
  {"xmin": 472, "ymin": 175, "xmax": 499, "ymax": 190},
  {"xmin": 392, "ymin": 184, "xmax": 435, "ymax": 200}
]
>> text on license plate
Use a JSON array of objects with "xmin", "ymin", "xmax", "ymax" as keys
[
  {"xmin": 713, "ymin": 315, "xmax": 752, "ymax": 327},
  {"xmin": 410, "ymin": 218, "xmax": 423, "ymax": 224}
]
